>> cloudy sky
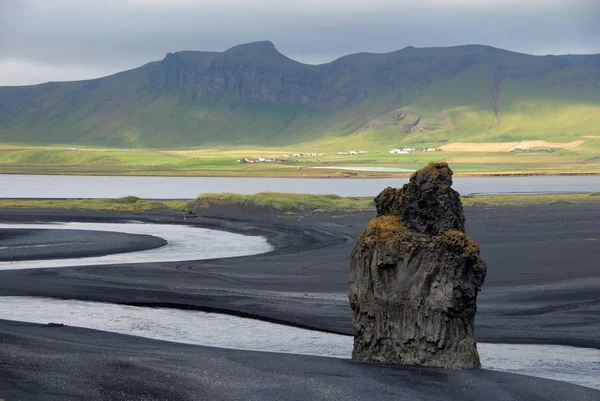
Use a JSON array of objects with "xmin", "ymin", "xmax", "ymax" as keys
[{"xmin": 1, "ymin": 0, "xmax": 598, "ymax": 86}]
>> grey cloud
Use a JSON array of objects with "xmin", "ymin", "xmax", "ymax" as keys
[{"xmin": 0, "ymin": 0, "xmax": 598, "ymax": 85}]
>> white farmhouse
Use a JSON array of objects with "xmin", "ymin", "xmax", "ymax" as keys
[{"xmin": 390, "ymin": 149, "xmax": 409, "ymax": 154}]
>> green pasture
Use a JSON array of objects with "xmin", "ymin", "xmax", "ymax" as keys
[{"xmin": 0, "ymin": 193, "xmax": 597, "ymax": 214}]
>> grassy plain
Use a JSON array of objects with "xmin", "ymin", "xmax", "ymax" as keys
[
  {"xmin": 463, "ymin": 193, "xmax": 600, "ymax": 206},
  {"xmin": 189, "ymin": 192, "xmax": 374, "ymax": 212},
  {"xmin": 0, "ymin": 196, "xmax": 188, "ymax": 212},
  {"xmin": 0, "ymin": 193, "xmax": 598, "ymax": 214},
  {"xmin": 0, "ymin": 139, "xmax": 599, "ymax": 177}
]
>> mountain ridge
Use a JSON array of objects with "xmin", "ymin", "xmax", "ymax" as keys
[
  {"xmin": 0, "ymin": 41, "xmax": 598, "ymax": 149},
  {"xmin": 5, "ymin": 41, "xmax": 599, "ymax": 88}
]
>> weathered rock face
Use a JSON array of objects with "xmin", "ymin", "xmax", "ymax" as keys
[
  {"xmin": 349, "ymin": 162, "xmax": 486, "ymax": 369},
  {"xmin": 374, "ymin": 162, "xmax": 464, "ymax": 235}
]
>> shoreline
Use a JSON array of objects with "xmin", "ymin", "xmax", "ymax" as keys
[
  {"xmin": 2, "ymin": 319, "xmax": 598, "ymax": 401},
  {"xmin": 1, "ymin": 170, "xmax": 600, "ymax": 178}
]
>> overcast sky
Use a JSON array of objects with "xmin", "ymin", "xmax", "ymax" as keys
[{"xmin": 1, "ymin": 0, "xmax": 599, "ymax": 86}]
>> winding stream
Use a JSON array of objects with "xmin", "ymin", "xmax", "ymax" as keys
[{"xmin": 0, "ymin": 222, "xmax": 273, "ymax": 270}]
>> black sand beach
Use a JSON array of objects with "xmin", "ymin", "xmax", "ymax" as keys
[
  {"xmin": 2, "ymin": 319, "xmax": 598, "ymax": 401},
  {"xmin": 1, "ymin": 203, "xmax": 599, "ymax": 400},
  {"xmin": 0, "ymin": 227, "xmax": 166, "ymax": 261}
]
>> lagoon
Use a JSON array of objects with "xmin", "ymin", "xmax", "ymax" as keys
[{"xmin": 1, "ymin": 174, "xmax": 599, "ymax": 199}]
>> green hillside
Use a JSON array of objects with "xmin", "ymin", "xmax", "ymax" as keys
[{"xmin": 0, "ymin": 41, "xmax": 598, "ymax": 150}]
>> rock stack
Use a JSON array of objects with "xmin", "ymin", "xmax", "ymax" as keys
[{"xmin": 349, "ymin": 162, "xmax": 486, "ymax": 369}]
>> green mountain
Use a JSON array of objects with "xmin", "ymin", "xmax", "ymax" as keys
[{"xmin": 0, "ymin": 41, "xmax": 598, "ymax": 149}]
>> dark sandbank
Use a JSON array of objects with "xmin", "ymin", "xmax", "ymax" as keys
[{"xmin": 0, "ymin": 227, "xmax": 166, "ymax": 261}]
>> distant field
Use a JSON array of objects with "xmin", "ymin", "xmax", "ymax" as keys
[
  {"xmin": 463, "ymin": 193, "xmax": 600, "ymax": 206},
  {"xmin": 439, "ymin": 140, "xmax": 584, "ymax": 152},
  {"xmin": 0, "ymin": 140, "xmax": 599, "ymax": 177}
]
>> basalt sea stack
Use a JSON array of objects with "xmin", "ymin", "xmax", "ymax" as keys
[{"xmin": 349, "ymin": 162, "xmax": 486, "ymax": 369}]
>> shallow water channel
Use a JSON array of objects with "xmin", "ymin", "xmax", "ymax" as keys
[
  {"xmin": 0, "ymin": 222, "xmax": 598, "ymax": 390},
  {"xmin": 0, "ymin": 222, "xmax": 273, "ymax": 270},
  {"xmin": 1, "ymin": 296, "xmax": 598, "ymax": 390}
]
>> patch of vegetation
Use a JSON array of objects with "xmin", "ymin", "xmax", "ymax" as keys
[
  {"xmin": 0, "ymin": 197, "xmax": 188, "ymax": 212},
  {"xmin": 0, "ymin": 193, "xmax": 597, "ymax": 214},
  {"xmin": 472, "ymin": 350, "xmax": 481, "ymax": 365},
  {"xmin": 462, "ymin": 193, "xmax": 600, "ymax": 207},
  {"xmin": 188, "ymin": 192, "xmax": 374, "ymax": 213},
  {"xmin": 440, "ymin": 230, "xmax": 481, "ymax": 255},
  {"xmin": 364, "ymin": 215, "xmax": 406, "ymax": 242},
  {"xmin": 2, "ymin": 144, "xmax": 600, "ymax": 177}
]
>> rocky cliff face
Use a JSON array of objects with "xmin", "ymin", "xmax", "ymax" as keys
[
  {"xmin": 156, "ymin": 41, "xmax": 380, "ymax": 108},
  {"xmin": 349, "ymin": 162, "xmax": 486, "ymax": 369}
]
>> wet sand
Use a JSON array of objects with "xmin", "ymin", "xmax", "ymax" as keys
[
  {"xmin": 0, "ymin": 227, "xmax": 166, "ymax": 261},
  {"xmin": 1, "ymin": 203, "xmax": 599, "ymax": 400},
  {"xmin": 2, "ymin": 319, "xmax": 599, "ymax": 401}
]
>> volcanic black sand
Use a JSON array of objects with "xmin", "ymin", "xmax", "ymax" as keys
[
  {"xmin": 2, "ymin": 319, "xmax": 598, "ymax": 401},
  {"xmin": 1, "ymin": 203, "xmax": 599, "ymax": 400},
  {"xmin": 0, "ymin": 227, "xmax": 166, "ymax": 261}
]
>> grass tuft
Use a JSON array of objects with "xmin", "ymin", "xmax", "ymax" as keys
[
  {"xmin": 363, "ymin": 215, "xmax": 406, "ymax": 242},
  {"xmin": 116, "ymin": 196, "xmax": 143, "ymax": 205},
  {"xmin": 441, "ymin": 230, "xmax": 481, "ymax": 255}
]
